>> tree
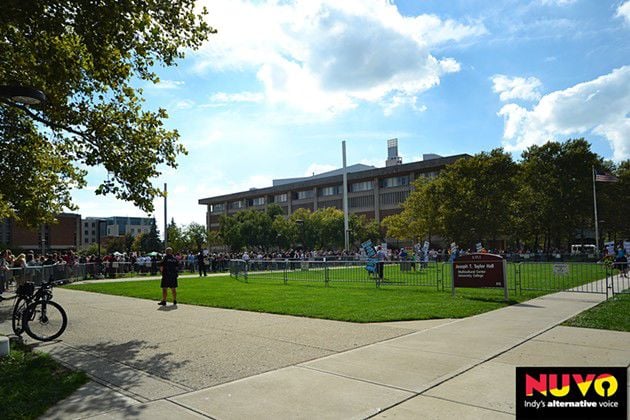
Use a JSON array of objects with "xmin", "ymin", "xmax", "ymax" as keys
[
  {"xmin": 382, "ymin": 177, "xmax": 441, "ymax": 243},
  {"xmin": 106, "ymin": 236, "xmax": 126, "ymax": 254},
  {"xmin": 140, "ymin": 220, "xmax": 162, "ymax": 253},
  {"xmin": 0, "ymin": 1, "xmax": 215, "ymax": 227},
  {"xmin": 184, "ymin": 222, "xmax": 207, "ymax": 251},
  {"xmin": 517, "ymin": 139, "xmax": 600, "ymax": 250},
  {"xmin": 166, "ymin": 218, "xmax": 185, "ymax": 252}
]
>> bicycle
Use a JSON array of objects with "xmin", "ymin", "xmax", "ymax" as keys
[{"xmin": 10, "ymin": 279, "xmax": 68, "ymax": 341}]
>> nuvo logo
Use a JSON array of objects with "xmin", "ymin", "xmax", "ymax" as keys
[{"xmin": 516, "ymin": 367, "xmax": 627, "ymax": 419}]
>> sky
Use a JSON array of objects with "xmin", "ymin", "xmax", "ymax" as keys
[{"xmin": 71, "ymin": 0, "xmax": 630, "ymax": 235}]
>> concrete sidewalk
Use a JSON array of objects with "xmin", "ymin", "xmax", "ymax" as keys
[{"xmin": 2, "ymin": 285, "xmax": 629, "ymax": 419}]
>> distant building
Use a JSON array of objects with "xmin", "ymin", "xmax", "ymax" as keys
[
  {"xmin": 199, "ymin": 140, "xmax": 469, "ymax": 231},
  {"xmin": 0, "ymin": 213, "xmax": 81, "ymax": 252},
  {"xmin": 81, "ymin": 216, "xmax": 154, "ymax": 246}
]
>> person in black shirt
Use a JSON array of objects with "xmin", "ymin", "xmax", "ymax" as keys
[
  {"xmin": 158, "ymin": 247, "xmax": 179, "ymax": 306},
  {"xmin": 198, "ymin": 250, "xmax": 207, "ymax": 277}
]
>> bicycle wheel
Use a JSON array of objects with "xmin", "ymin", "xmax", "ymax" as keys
[
  {"xmin": 11, "ymin": 297, "xmax": 29, "ymax": 336},
  {"xmin": 22, "ymin": 300, "xmax": 67, "ymax": 341}
]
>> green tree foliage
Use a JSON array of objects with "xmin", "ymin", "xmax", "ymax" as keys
[
  {"xmin": 218, "ymin": 206, "xmax": 381, "ymax": 251},
  {"xmin": 105, "ymin": 236, "xmax": 126, "ymax": 254},
  {"xmin": 382, "ymin": 177, "xmax": 441, "ymax": 243},
  {"xmin": 166, "ymin": 218, "xmax": 185, "ymax": 252},
  {"xmin": 0, "ymin": 1, "xmax": 215, "ymax": 227},
  {"xmin": 140, "ymin": 219, "xmax": 162, "ymax": 252},
  {"xmin": 437, "ymin": 149, "xmax": 519, "ymax": 246},
  {"xmin": 517, "ymin": 139, "xmax": 600, "ymax": 250},
  {"xmin": 384, "ymin": 139, "xmax": 629, "ymax": 252},
  {"xmin": 185, "ymin": 222, "xmax": 208, "ymax": 251}
]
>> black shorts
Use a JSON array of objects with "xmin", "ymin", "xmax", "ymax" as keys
[{"xmin": 161, "ymin": 276, "xmax": 178, "ymax": 288}]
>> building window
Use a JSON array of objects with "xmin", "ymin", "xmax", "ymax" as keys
[
  {"xmin": 274, "ymin": 193, "xmax": 287, "ymax": 203},
  {"xmin": 251, "ymin": 197, "xmax": 265, "ymax": 206},
  {"xmin": 349, "ymin": 195, "xmax": 374, "ymax": 208},
  {"xmin": 350, "ymin": 181, "xmax": 373, "ymax": 192},
  {"xmin": 212, "ymin": 204, "xmax": 225, "ymax": 213},
  {"xmin": 380, "ymin": 190, "xmax": 410, "ymax": 205},
  {"xmin": 229, "ymin": 201, "xmax": 244, "ymax": 210},
  {"xmin": 295, "ymin": 190, "xmax": 313, "ymax": 200},
  {"xmin": 380, "ymin": 176, "xmax": 410, "ymax": 188},
  {"xmin": 319, "ymin": 185, "xmax": 341, "ymax": 196}
]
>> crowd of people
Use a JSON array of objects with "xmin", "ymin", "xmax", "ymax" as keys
[{"xmin": 1, "ymin": 240, "xmax": 627, "ymax": 293}]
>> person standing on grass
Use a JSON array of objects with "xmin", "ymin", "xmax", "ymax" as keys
[
  {"xmin": 615, "ymin": 244, "xmax": 628, "ymax": 278},
  {"xmin": 158, "ymin": 247, "xmax": 179, "ymax": 306},
  {"xmin": 376, "ymin": 246, "xmax": 387, "ymax": 280},
  {"xmin": 198, "ymin": 250, "xmax": 207, "ymax": 277}
]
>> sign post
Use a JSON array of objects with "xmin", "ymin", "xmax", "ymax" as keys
[{"xmin": 452, "ymin": 253, "xmax": 508, "ymax": 300}]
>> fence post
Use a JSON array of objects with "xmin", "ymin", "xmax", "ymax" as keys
[
  {"xmin": 284, "ymin": 259, "xmax": 288, "ymax": 285},
  {"xmin": 324, "ymin": 258, "xmax": 329, "ymax": 287}
]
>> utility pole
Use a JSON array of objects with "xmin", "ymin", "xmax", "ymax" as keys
[
  {"xmin": 342, "ymin": 141, "xmax": 349, "ymax": 252},
  {"xmin": 164, "ymin": 182, "xmax": 168, "ymax": 250}
]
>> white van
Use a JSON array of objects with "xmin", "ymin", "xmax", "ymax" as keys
[{"xmin": 571, "ymin": 244, "xmax": 596, "ymax": 255}]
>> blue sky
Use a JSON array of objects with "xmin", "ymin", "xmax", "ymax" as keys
[{"xmin": 72, "ymin": 0, "xmax": 630, "ymax": 233}]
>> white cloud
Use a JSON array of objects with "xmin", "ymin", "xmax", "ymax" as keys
[
  {"xmin": 382, "ymin": 95, "xmax": 428, "ymax": 116},
  {"xmin": 616, "ymin": 1, "xmax": 630, "ymax": 25},
  {"xmin": 491, "ymin": 75, "xmax": 543, "ymax": 102},
  {"xmin": 498, "ymin": 66, "xmax": 630, "ymax": 161},
  {"xmin": 149, "ymin": 80, "xmax": 185, "ymax": 89},
  {"xmin": 195, "ymin": 0, "xmax": 486, "ymax": 116},
  {"xmin": 174, "ymin": 99, "xmax": 195, "ymax": 110},
  {"xmin": 207, "ymin": 92, "xmax": 265, "ymax": 106}
]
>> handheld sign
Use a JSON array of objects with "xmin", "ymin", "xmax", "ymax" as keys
[{"xmin": 452, "ymin": 253, "xmax": 508, "ymax": 300}]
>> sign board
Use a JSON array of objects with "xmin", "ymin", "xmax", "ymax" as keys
[
  {"xmin": 361, "ymin": 240, "xmax": 377, "ymax": 273},
  {"xmin": 452, "ymin": 253, "xmax": 508, "ymax": 299},
  {"xmin": 553, "ymin": 263, "xmax": 570, "ymax": 276}
]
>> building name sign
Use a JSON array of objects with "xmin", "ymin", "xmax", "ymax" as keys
[{"xmin": 452, "ymin": 253, "xmax": 508, "ymax": 299}]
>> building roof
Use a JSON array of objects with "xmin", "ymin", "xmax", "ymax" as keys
[
  {"xmin": 198, "ymin": 154, "xmax": 469, "ymax": 205},
  {"xmin": 272, "ymin": 164, "xmax": 375, "ymax": 186}
]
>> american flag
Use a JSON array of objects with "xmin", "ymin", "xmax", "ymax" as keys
[{"xmin": 595, "ymin": 171, "xmax": 619, "ymax": 183}]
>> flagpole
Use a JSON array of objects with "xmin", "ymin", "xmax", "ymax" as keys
[{"xmin": 592, "ymin": 166, "xmax": 599, "ymax": 252}]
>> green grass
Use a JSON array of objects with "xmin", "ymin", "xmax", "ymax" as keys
[
  {"xmin": 65, "ymin": 274, "xmax": 551, "ymax": 322},
  {"xmin": 0, "ymin": 341, "xmax": 88, "ymax": 420},
  {"xmin": 563, "ymin": 293, "xmax": 630, "ymax": 332}
]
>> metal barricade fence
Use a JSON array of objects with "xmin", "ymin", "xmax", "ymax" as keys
[
  {"xmin": 610, "ymin": 261, "xmax": 629, "ymax": 295},
  {"xmin": 229, "ymin": 259, "xmax": 445, "ymax": 289},
  {"xmin": 513, "ymin": 262, "xmax": 609, "ymax": 295}
]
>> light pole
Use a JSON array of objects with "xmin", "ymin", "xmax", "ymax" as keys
[{"xmin": 0, "ymin": 85, "xmax": 47, "ymax": 105}]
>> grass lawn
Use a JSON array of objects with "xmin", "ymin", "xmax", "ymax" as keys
[
  {"xmin": 0, "ymin": 340, "xmax": 88, "ymax": 420},
  {"xmin": 65, "ymin": 275, "xmax": 550, "ymax": 322},
  {"xmin": 563, "ymin": 293, "xmax": 630, "ymax": 332}
]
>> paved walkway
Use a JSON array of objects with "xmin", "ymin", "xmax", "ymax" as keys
[{"xmin": 1, "ymin": 282, "xmax": 629, "ymax": 419}]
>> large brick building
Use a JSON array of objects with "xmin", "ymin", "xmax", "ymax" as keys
[
  {"xmin": 0, "ymin": 213, "xmax": 81, "ymax": 252},
  {"xmin": 199, "ymin": 140, "xmax": 469, "ymax": 231}
]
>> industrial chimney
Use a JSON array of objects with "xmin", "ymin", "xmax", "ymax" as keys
[{"xmin": 385, "ymin": 138, "xmax": 402, "ymax": 167}]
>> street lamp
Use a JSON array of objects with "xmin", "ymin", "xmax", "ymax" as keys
[{"xmin": 0, "ymin": 85, "xmax": 47, "ymax": 105}]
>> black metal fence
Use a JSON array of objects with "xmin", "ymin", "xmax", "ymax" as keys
[
  {"xmin": 229, "ymin": 259, "xmax": 630, "ymax": 299},
  {"xmin": 229, "ymin": 259, "xmax": 446, "ymax": 290}
]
